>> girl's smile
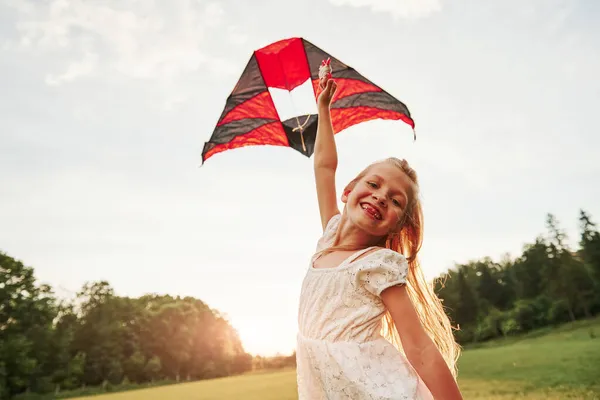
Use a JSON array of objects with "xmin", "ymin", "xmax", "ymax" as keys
[
  {"xmin": 343, "ymin": 162, "xmax": 414, "ymax": 237},
  {"xmin": 360, "ymin": 202, "xmax": 382, "ymax": 220}
]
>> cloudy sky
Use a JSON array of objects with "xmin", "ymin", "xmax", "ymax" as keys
[{"xmin": 1, "ymin": 0, "xmax": 599, "ymax": 356}]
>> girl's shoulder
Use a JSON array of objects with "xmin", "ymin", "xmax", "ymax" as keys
[
  {"xmin": 355, "ymin": 246, "xmax": 408, "ymax": 270},
  {"xmin": 324, "ymin": 213, "xmax": 342, "ymax": 232},
  {"xmin": 353, "ymin": 248, "xmax": 409, "ymax": 297}
]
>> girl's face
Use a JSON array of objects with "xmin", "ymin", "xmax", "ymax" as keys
[{"xmin": 342, "ymin": 162, "xmax": 414, "ymax": 238}]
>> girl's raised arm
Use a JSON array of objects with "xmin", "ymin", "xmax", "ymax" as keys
[{"xmin": 314, "ymin": 78, "xmax": 340, "ymax": 230}]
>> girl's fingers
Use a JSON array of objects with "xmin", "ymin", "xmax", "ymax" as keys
[
  {"xmin": 328, "ymin": 80, "xmax": 337, "ymax": 97},
  {"xmin": 320, "ymin": 76, "xmax": 328, "ymax": 90},
  {"xmin": 317, "ymin": 78, "xmax": 336, "ymax": 103}
]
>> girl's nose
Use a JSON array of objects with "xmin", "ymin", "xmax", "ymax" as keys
[{"xmin": 372, "ymin": 193, "xmax": 387, "ymax": 207}]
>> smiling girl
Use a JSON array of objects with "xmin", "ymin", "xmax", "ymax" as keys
[{"xmin": 294, "ymin": 73, "xmax": 463, "ymax": 400}]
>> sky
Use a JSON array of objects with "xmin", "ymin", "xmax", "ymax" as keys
[{"xmin": 1, "ymin": 0, "xmax": 599, "ymax": 357}]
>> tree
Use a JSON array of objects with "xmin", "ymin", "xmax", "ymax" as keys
[
  {"xmin": 0, "ymin": 250, "xmax": 254, "ymax": 398},
  {"xmin": 455, "ymin": 267, "xmax": 479, "ymax": 333},
  {"xmin": 509, "ymin": 238, "xmax": 547, "ymax": 300},
  {"xmin": 475, "ymin": 259, "xmax": 507, "ymax": 311},
  {"xmin": 545, "ymin": 213, "xmax": 595, "ymax": 320},
  {"xmin": 579, "ymin": 209, "xmax": 600, "ymax": 290},
  {"xmin": 0, "ymin": 251, "xmax": 59, "ymax": 397}
]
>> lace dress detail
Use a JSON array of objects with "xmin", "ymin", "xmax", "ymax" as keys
[{"xmin": 296, "ymin": 214, "xmax": 433, "ymax": 400}]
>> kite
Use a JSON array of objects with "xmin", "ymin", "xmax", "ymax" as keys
[{"xmin": 201, "ymin": 37, "xmax": 415, "ymax": 164}]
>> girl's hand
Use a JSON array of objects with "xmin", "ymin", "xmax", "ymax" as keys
[{"xmin": 318, "ymin": 77, "xmax": 337, "ymax": 109}]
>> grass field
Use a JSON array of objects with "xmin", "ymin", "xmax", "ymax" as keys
[{"xmin": 74, "ymin": 318, "xmax": 600, "ymax": 399}]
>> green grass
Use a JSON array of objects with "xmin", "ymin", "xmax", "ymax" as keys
[
  {"xmin": 73, "ymin": 318, "xmax": 600, "ymax": 399},
  {"xmin": 73, "ymin": 369, "xmax": 298, "ymax": 400},
  {"xmin": 456, "ymin": 317, "xmax": 600, "ymax": 399}
]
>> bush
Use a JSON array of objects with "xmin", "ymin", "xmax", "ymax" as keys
[
  {"xmin": 500, "ymin": 317, "xmax": 520, "ymax": 336},
  {"xmin": 475, "ymin": 308, "xmax": 505, "ymax": 341},
  {"xmin": 548, "ymin": 299, "xmax": 571, "ymax": 324},
  {"xmin": 455, "ymin": 326, "xmax": 475, "ymax": 344},
  {"xmin": 13, "ymin": 393, "xmax": 50, "ymax": 400},
  {"xmin": 511, "ymin": 296, "xmax": 551, "ymax": 332},
  {"xmin": 32, "ymin": 377, "xmax": 54, "ymax": 394}
]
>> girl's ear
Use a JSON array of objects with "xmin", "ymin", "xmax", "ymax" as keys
[{"xmin": 341, "ymin": 188, "xmax": 351, "ymax": 203}]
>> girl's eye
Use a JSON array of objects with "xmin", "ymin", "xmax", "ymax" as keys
[
  {"xmin": 392, "ymin": 199, "xmax": 402, "ymax": 207},
  {"xmin": 367, "ymin": 181, "xmax": 377, "ymax": 188}
]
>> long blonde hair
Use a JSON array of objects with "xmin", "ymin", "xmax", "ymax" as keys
[{"xmin": 321, "ymin": 157, "xmax": 460, "ymax": 377}]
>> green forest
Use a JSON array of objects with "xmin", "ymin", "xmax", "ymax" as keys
[
  {"xmin": 435, "ymin": 210, "xmax": 600, "ymax": 344},
  {"xmin": 1, "ymin": 210, "xmax": 599, "ymax": 399}
]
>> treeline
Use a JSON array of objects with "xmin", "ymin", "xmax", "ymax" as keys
[
  {"xmin": 435, "ymin": 210, "xmax": 600, "ymax": 343},
  {"xmin": 252, "ymin": 353, "xmax": 296, "ymax": 371},
  {"xmin": 2, "ymin": 209, "xmax": 599, "ymax": 398},
  {"xmin": 0, "ymin": 260, "xmax": 253, "ymax": 399}
]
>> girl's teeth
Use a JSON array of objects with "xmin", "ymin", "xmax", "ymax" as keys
[{"xmin": 361, "ymin": 204, "xmax": 381, "ymax": 220}]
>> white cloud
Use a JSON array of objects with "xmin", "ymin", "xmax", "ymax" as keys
[
  {"xmin": 227, "ymin": 26, "xmax": 248, "ymax": 45},
  {"xmin": 45, "ymin": 49, "xmax": 98, "ymax": 85},
  {"xmin": 204, "ymin": 2, "xmax": 224, "ymax": 27},
  {"xmin": 328, "ymin": 0, "xmax": 442, "ymax": 19},
  {"xmin": 205, "ymin": 57, "xmax": 241, "ymax": 78},
  {"xmin": 4, "ymin": 0, "xmax": 245, "ymax": 85},
  {"xmin": 162, "ymin": 95, "xmax": 188, "ymax": 112}
]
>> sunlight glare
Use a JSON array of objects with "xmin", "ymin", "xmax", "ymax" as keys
[{"xmin": 233, "ymin": 316, "xmax": 297, "ymax": 357}]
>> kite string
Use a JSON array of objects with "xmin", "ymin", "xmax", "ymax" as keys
[
  {"xmin": 292, "ymin": 115, "xmax": 309, "ymax": 153},
  {"xmin": 292, "ymin": 115, "xmax": 311, "ymax": 154},
  {"xmin": 276, "ymin": 53, "xmax": 308, "ymax": 153}
]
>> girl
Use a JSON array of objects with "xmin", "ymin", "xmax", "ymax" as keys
[{"xmin": 295, "ymin": 74, "xmax": 463, "ymax": 399}]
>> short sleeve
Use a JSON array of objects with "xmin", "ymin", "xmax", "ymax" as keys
[
  {"xmin": 357, "ymin": 249, "xmax": 408, "ymax": 297},
  {"xmin": 315, "ymin": 213, "xmax": 341, "ymax": 252}
]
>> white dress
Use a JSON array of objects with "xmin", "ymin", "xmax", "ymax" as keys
[{"xmin": 296, "ymin": 214, "xmax": 433, "ymax": 400}]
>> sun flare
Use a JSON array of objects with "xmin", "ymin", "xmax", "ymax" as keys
[{"xmin": 233, "ymin": 317, "xmax": 296, "ymax": 357}]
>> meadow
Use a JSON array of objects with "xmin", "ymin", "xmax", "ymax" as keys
[{"xmin": 72, "ymin": 317, "xmax": 600, "ymax": 400}]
